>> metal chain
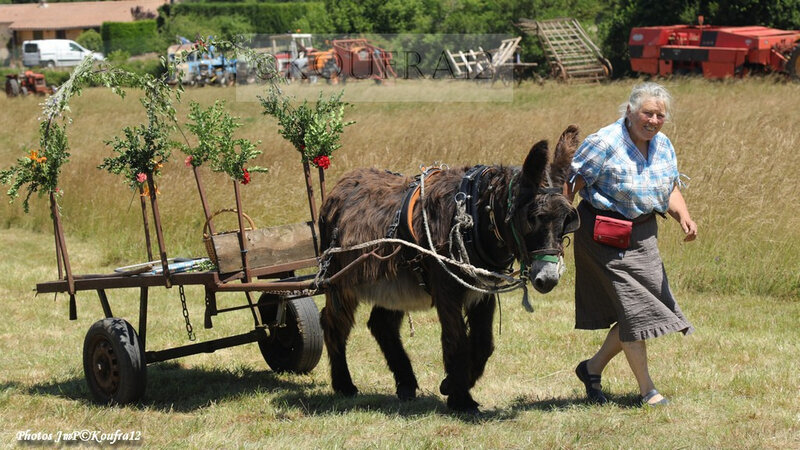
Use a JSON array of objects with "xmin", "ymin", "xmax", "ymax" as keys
[{"xmin": 179, "ymin": 285, "xmax": 196, "ymax": 341}]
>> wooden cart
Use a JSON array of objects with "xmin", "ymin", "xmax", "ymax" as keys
[{"xmin": 37, "ymin": 160, "xmax": 331, "ymax": 405}]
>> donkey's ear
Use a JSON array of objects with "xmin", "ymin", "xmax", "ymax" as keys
[
  {"xmin": 522, "ymin": 139, "xmax": 549, "ymax": 188},
  {"xmin": 550, "ymin": 125, "xmax": 580, "ymax": 186}
]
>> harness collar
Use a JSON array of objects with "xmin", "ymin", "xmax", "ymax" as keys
[
  {"xmin": 391, "ymin": 167, "xmax": 443, "ymax": 243},
  {"xmin": 458, "ymin": 165, "xmax": 515, "ymax": 271}
]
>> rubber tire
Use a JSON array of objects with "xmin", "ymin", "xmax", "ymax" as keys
[
  {"xmin": 6, "ymin": 78, "xmax": 20, "ymax": 97},
  {"xmin": 788, "ymin": 45, "xmax": 800, "ymax": 80},
  {"xmin": 83, "ymin": 318, "xmax": 146, "ymax": 405},
  {"xmin": 257, "ymin": 295, "xmax": 322, "ymax": 374},
  {"xmin": 45, "ymin": 60, "xmax": 55, "ymax": 69}
]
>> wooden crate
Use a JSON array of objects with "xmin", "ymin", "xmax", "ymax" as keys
[{"xmin": 210, "ymin": 222, "xmax": 318, "ymax": 274}]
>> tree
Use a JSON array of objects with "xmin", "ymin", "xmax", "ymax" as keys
[{"xmin": 76, "ymin": 29, "xmax": 103, "ymax": 53}]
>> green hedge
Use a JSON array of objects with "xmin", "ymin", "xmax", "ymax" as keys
[
  {"xmin": 101, "ymin": 20, "xmax": 161, "ymax": 55},
  {"xmin": 171, "ymin": 2, "xmax": 333, "ymax": 34}
]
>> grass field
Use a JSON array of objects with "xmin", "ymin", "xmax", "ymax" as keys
[{"xmin": 1, "ymin": 77, "xmax": 799, "ymax": 448}]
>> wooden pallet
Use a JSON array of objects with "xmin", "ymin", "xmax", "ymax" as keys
[
  {"xmin": 518, "ymin": 18, "xmax": 611, "ymax": 83},
  {"xmin": 445, "ymin": 37, "xmax": 531, "ymax": 79}
]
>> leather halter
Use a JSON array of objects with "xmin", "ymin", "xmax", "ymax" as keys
[{"xmin": 506, "ymin": 171, "xmax": 565, "ymax": 269}]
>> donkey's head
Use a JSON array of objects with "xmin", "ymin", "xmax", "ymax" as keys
[{"xmin": 507, "ymin": 125, "xmax": 580, "ymax": 293}]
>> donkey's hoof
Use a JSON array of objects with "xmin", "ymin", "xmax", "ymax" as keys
[
  {"xmin": 396, "ymin": 384, "xmax": 417, "ymax": 401},
  {"xmin": 446, "ymin": 393, "xmax": 479, "ymax": 412},
  {"xmin": 333, "ymin": 383, "xmax": 358, "ymax": 397},
  {"xmin": 439, "ymin": 378, "xmax": 451, "ymax": 396}
]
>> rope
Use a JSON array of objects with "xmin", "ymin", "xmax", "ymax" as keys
[
  {"xmin": 448, "ymin": 192, "xmax": 473, "ymax": 266},
  {"xmin": 315, "ymin": 236, "xmax": 523, "ymax": 294}
]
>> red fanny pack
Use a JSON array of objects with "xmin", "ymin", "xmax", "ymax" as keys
[{"xmin": 593, "ymin": 215, "xmax": 633, "ymax": 249}]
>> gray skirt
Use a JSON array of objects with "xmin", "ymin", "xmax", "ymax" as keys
[{"xmin": 574, "ymin": 201, "xmax": 694, "ymax": 342}]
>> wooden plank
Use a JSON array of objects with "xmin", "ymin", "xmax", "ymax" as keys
[
  {"xmin": 468, "ymin": 49, "xmax": 484, "ymax": 73},
  {"xmin": 458, "ymin": 51, "xmax": 472, "ymax": 73},
  {"xmin": 212, "ymin": 222, "xmax": 317, "ymax": 274},
  {"xmin": 446, "ymin": 50, "xmax": 462, "ymax": 76}
]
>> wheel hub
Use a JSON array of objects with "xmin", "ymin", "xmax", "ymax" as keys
[{"xmin": 91, "ymin": 339, "xmax": 119, "ymax": 394}]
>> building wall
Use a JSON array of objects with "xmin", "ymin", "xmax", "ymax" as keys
[{"xmin": 15, "ymin": 29, "xmax": 85, "ymax": 42}]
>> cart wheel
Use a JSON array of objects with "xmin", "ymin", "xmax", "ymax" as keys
[
  {"xmin": 82, "ymin": 318, "xmax": 146, "ymax": 405},
  {"xmin": 600, "ymin": 57, "xmax": 614, "ymax": 78},
  {"xmin": 788, "ymin": 45, "xmax": 800, "ymax": 80},
  {"xmin": 257, "ymin": 295, "xmax": 322, "ymax": 374}
]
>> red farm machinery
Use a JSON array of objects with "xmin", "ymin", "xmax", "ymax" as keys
[
  {"xmin": 5, "ymin": 70, "xmax": 52, "ymax": 96},
  {"xmin": 329, "ymin": 39, "xmax": 397, "ymax": 83},
  {"xmin": 629, "ymin": 20, "xmax": 800, "ymax": 79}
]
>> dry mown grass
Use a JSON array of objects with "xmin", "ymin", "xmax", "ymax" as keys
[{"xmin": 1, "ymin": 77, "xmax": 799, "ymax": 448}]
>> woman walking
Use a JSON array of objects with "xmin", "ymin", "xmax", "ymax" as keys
[{"xmin": 566, "ymin": 82, "xmax": 697, "ymax": 406}]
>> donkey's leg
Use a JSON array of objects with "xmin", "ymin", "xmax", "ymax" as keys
[
  {"xmin": 466, "ymin": 295, "xmax": 496, "ymax": 389},
  {"xmin": 434, "ymin": 291, "xmax": 479, "ymax": 411},
  {"xmin": 320, "ymin": 288, "xmax": 359, "ymax": 396},
  {"xmin": 367, "ymin": 306, "xmax": 419, "ymax": 400}
]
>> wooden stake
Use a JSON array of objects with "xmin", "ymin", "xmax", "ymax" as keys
[{"xmin": 147, "ymin": 178, "xmax": 171, "ymax": 287}]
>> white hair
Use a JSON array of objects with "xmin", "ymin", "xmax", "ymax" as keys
[{"xmin": 619, "ymin": 82, "xmax": 672, "ymax": 121}]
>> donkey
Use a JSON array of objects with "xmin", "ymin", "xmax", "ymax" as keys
[{"xmin": 317, "ymin": 126, "xmax": 580, "ymax": 411}]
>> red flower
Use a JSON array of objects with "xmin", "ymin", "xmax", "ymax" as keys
[
  {"xmin": 241, "ymin": 167, "xmax": 251, "ymax": 184},
  {"xmin": 313, "ymin": 155, "xmax": 331, "ymax": 170}
]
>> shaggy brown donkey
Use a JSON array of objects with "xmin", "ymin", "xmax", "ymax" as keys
[{"xmin": 318, "ymin": 126, "xmax": 580, "ymax": 412}]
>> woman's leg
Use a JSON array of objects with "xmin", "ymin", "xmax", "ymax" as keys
[
  {"xmin": 586, "ymin": 324, "xmax": 623, "ymax": 390},
  {"xmin": 588, "ymin": 325, "xmax": 665, "ymax": 403},
  {"xmin": 620, "ymin": 339, "xmax": 666, "ymax": 404}
]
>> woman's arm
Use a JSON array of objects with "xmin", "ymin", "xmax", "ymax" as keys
[{"xmin": 667, "ymin": 186, "xmax": 697, "ymax": 242}]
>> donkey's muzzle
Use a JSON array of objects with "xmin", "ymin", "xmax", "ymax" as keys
[{"xmin": 528, "ymin": 257, "xmax": 564, "ymax": 293}]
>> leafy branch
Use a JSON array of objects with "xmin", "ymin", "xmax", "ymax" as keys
[
  {"xmin": 260, "ymin": 84, "xmax": 353, "ymax": 169},
  {"xmin": 1, "ymin": 56, "xmax": 98, "ymax": 212},
  {"xmin": 181, "ymin": 100, "xmax": 267, "ymax": 184}
]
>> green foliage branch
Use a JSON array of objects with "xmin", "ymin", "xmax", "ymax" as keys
[
  {"xmin": 0, "ymin": 47, "xmax": 187, "ymax": 211},
  {"xmin": 0, "ymin": 57, "xmax": 99, "ymax": 212},
  {"xmin": 96, "ymin": 68, "xmax": 182, "ymax": 192},
  {"xmin": 260, "ymin": 85, "xmax": 353, "ymax": 169},
  {"xmin": 181, "ymin": 100, "xmax": 268, "ymax": 184}
]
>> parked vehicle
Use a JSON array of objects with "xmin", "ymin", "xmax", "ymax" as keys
[
  {"xmin": 629, "ymin": 20, "xmax": 800, "ymax": 79},
  {"xmin": 5, "ymin": 71, "xmax": 52, "ymax": 97},
  {"xmin": 22, "ymin": 39, "xmax": 104, "ymax": 68},
  {"xmin": 166, "ymin": 42, "xmax": 237, "ymax": 87},
  {"xmin": 331, "ymin": 39, "xmax": 397, "ymax": 83}
]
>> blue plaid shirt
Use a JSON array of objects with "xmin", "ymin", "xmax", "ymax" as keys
[{"xmin": 569, "ymin": 118, "xmax": 679, "ymax": 219}]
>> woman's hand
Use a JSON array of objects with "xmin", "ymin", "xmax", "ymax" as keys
[
  {"xmin": 679, "ymin": 217, "xmax": 698, "ymax": 242},
  {"xmin": 668, "ymin": 186, "xmax": 697, "ymax": 242}
]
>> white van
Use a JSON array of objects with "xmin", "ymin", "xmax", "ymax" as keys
[{"xmin": 22, "ymin": 39, "xmax": 104, "ymax": 68}]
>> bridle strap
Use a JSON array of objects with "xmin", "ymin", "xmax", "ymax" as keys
[{"xmin": 506, "ymin": 173, "xmax": 565, "ymax": 268}]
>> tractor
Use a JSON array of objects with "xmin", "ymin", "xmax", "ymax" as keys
[{"xmin": 5, "ymin": 70, "xmax": 52, "ymax": 97}]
